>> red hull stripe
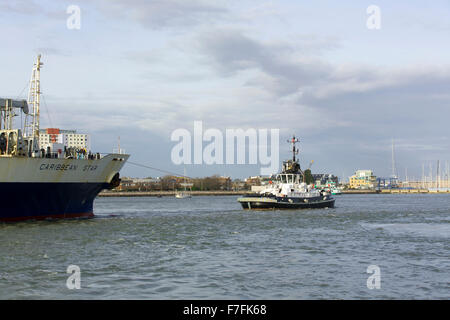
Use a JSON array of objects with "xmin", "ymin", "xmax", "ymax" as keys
[{"xmin": 0, "ymin": 212, "xmax": 94, "ymax": 222}]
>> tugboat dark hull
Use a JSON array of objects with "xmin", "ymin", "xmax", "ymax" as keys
[{"xmin": 238, "ymin": 196, "xmax": 335, "ymax": 210}]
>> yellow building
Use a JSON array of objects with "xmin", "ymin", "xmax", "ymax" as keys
[{"xmin": 349, "ymin": 170, "xmax": 377, "ymax": 189}]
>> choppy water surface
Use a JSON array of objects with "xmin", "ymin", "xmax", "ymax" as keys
[{"xmin": 0, "ymin": 194, "xmax": 449, "ymax": 299}]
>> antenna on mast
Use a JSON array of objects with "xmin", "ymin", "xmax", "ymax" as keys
[
  {"xmin": 113, "ymin": 136, "xmax": 126, "ymax": 154},
  {"xmin": 287, "ymin": 135, "xmax": 300, "ymax": 162}
]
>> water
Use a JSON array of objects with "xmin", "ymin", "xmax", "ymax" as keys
[{"xmin": 0, "ymin": 194, "xmax": 449, "ymax": 299}]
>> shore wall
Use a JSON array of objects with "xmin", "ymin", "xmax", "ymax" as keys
[
  {"xmin": 381, "ymin": 189, "xmax": 450, "ymax": 194},
  {"xmin": 341, "ymin": 190, "xmax": 378, "ymax": 194},
  {"xmin": 99, "ymin": 190, "xmax": 248, "ymax": 197},
  {"xmin": 99, "ymin": 189, "xmax": 450, "ymax": 197},
  {"xmin": 343, "ymin": 189, "xmax": 450, "ymax": 194}
]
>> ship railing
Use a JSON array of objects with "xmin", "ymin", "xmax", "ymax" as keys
[{"xmin": 1, "ymin": 147, "xmax": 125, "ymax": 160}]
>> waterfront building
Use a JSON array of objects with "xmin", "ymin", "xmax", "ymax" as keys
[
  {"xmin": 39, "ymin": 128, "xmax": 91, "ymax": 152},
  {"xmin": 245, "ymin": 175, "xmax": 273, "ymax": 186},
  {"xmin": 232, "ymin": 179, "xmax": 246, "ymax": 191},
  {"xmin": 349, "ymin": 170, "xmax": 377, "ymax": 189},
  {"xmin": 245, "ymin": 176, "xmax": 261, "ymax": 186}
]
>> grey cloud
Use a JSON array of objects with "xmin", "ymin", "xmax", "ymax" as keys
[
  {"xmin": 191, "ymin": 28, "xmax": 450, "ymax": 177},
  {"xmin": 35, "ymin": 47, "xmax": 69, "ymax": 56},
  {"xmin": 0, "ymin": 0, "xmax": 42, "ymax": 15},
  {"xmin": 89, "ymin": 0, "xmax": 228, "ymax": 29},
  {"xmin": 0, "ymin": 0, "xmax": 67, "ymax": 19},
  {"xmin": 1, "ymin": 0, "xmax": 228, "ymax": 27},
  {"xmin": 196, "ymin": 29, "xmax": 333, "ymax": 95},
  {"xmin": 195, "ymin": 28, "xmax": 450, "ymax": 118}
]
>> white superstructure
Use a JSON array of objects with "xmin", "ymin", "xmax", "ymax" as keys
[
  {"xmin": 258, "ymin": 173, "xmax": 322, "ymax": 199},
  {"xmin": 39, "ymin": 128, "xmax": 91, "ymax": 152}
]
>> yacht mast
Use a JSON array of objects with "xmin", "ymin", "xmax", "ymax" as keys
[
  {"xmin": 391, "ymin": 138, "xmax": 397, "ymax": 179},
  {"xmin": 437, "ymin": 160, "xmax": 440, "ymax": 189}
]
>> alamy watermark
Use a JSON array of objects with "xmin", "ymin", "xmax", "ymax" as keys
[
  {"xmin": 171, "ymin": 121, "xmax": 279, "ymax": 175},
  {"xmin": 366, "ymin": 265, "xmax": 381, "ymax": 289},
  {"xmin": 366, "ymin": 5, "xmax": 381, "ymax": 30},
  {"xmin": 67, "ymin": 5, "xmax": 81, "ymax": 30},
  {"xmin": 66, "ymin": 265, "xmax": 81, "ymax": 289}
]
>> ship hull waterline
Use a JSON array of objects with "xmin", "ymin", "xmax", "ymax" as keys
[
  {"xmin": 0, "ymin": 154, "xmax": 128, "ymax": 222},
  {"xmin": 238, "ymin": 197, "xmax": 335, "ymax": 210},
  {"xmin": 0, "ymin": 182, "xmax": 109, "ymax": 222}
]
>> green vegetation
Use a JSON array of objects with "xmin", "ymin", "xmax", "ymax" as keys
[{"xmin": 304, "ymin": 169, "xmax": 314, "ymax": 184}]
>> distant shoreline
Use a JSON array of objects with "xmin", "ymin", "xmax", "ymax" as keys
[
  {"xmin": 98, "ymin": 189, "xmax": 450, "ymax": 197},
  {"xmin": 98, "ymin": 191, "xmax": 247, "ymax": 197}
]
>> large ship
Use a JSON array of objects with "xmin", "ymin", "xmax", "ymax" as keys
[
  {"xmin": 237, "ymin": 136, "xmax": 335, "ymax": 210},
  {"xmin": 0, "ymin": 55, "xmax": 129, "ymax": 222}
]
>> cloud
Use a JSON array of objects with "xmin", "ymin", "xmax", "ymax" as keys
[
  {"xmin": 0, "ymin": 0, "xmax": 43, "ymax": 15},
  {"xmin": 195, "ymin": 28, "xmax": 450, "ymax": 105},
  {"xmin": 195, "ymin": 29, "xmax": 334, "ymax": 95},
  {"xmin": 89, "ymin": 0, "xmax": 228, "ymax": 29},
  {"xmin": 35, "ymin": 47, "xmax": 69, "ymax": 56},
  {"xmin": 187, "ymin": 27, "xmax": 450, "ymax": 175},
  {"xmin": 0, "ymin": 0, "xmax": 67, "ymax": 20},
  {"xmin": 105, "ymin": 26, "xmax": 450, "ymax": 153}
]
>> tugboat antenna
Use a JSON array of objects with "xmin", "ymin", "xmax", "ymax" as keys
[{"xmin": 287, "ymin": 135, "xmax": 300, "ymax": 162}]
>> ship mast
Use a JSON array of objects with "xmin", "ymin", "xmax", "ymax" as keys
[{"xmin": 24, "ymin": 54, "xmax": 43, "ymax": 155}]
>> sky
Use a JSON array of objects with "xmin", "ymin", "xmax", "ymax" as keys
[{"xmin": 1, "ymin": 0, "xmax": 450, "ymax": 181}]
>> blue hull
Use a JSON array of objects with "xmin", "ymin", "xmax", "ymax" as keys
[{"xmin": 0, "ymin": 182, "xmax": 109, "ymax": 222}]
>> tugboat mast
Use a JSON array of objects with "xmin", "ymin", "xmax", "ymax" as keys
[
  {"xmin": 288, "ymin": 135, "xmax": 300, "ymax": 162},
  {"xmin": 281, "ymin": 135, "xmax": 302, "ymax": 174}
]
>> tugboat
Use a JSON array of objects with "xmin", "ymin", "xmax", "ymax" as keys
[{"xmin": 237, "ymin": 136, "xmax": 335, "ymax": 210}]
